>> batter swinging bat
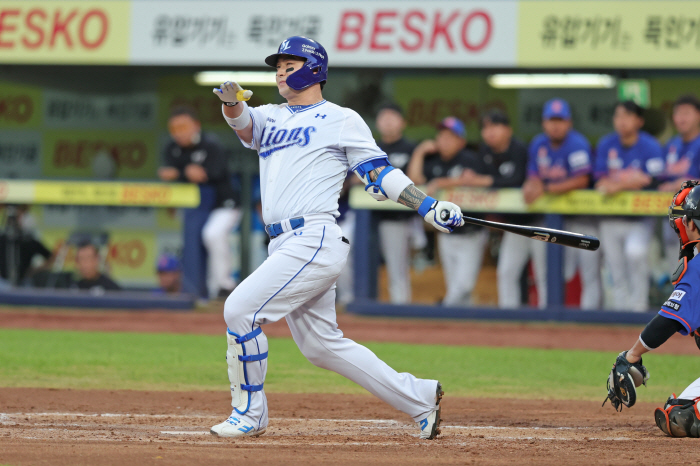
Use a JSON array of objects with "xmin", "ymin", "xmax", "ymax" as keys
[{"xmin": 440, "ymin": 211, "xmax": 600, "ymax": 251}]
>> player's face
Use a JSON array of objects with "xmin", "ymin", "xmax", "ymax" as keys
[
  {"xmin": 375, "ymin": 109, "xmax": 405, "ymax": 140},
  {"xmin": 673, "ymin": 104, "xmax": 700, "ymax": 137},
  {"xmin": 436, "ymin": 129, "xmax": 466, "ymax": 158},
  {"xmin": 613, "ymin": 106, "xmax": 643, "ymax": 137},
  {"xmin": 481, "ymin": 121, "xmax": 512, "ymax": 151},
  {"xmin": 542, "ymin": 118, "xmax": 571, "ymax": 143},
  {"xmin": 168, "ymin": 114, "xmax": 201, "ymax": 148},
  {"xmin": 75, "ymin": 246, "xmax": 100, "ymax": 280},
  {"xmin": 276, "ymin": 56, "xmax": 307, "ymax": 98},
  {"xmin": 157, "ymin": 271, "xmax": 181, "ymax": 293}
]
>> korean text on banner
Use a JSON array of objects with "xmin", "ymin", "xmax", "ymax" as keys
[
  {"xmin": 0, "ymin": 1, "xmax": 130, "ymax": 64},
  {"xmin": 518, "ymin": 1, "xmax": 700, "ymax": 68},
  {"xmin": 130, "ymin": 1, "xmax": 517, "ymax": 67}
]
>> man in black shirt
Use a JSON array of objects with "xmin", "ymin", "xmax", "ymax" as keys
[
  {"xmin": 470, "ymin": 110, "xmax": 535, "ymax": 308},
  {"xmin": 407, "ymin": 117, "xmax": 488, "ymax": 306},
  {"xmin": 375, "ymin": 103, "xmax": 424, "ymax": 304},
  {"xmin": 158, "ymin": 107, "xmax": 241, "ymax": 298},
  {"xmin": 74, "ymin": 242, "xmax": 120, "ymax": 292}
]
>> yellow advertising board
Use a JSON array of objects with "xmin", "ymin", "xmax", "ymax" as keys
[
  {"xmin": 0, "ymin": 180, "xmax": 200, "ymax": 207},
  {"xmin": 349, "ymin": 186, "xmax": 671, "ymax": 216},
  {"xmin": 518, "ymin": 1, "xmax": 700, "ymax": 67},
  {"xmin": 0, "ymin": 1, "xmax": 130, "ymax": 64},
  {"xmin": 0, "ymin": 81, "xmax": 42, "ymax": 127}
]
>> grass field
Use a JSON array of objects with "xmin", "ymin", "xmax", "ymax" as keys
[{"xmin": 2, "ymin": 328, "xmax": 700, "ymax": 400}]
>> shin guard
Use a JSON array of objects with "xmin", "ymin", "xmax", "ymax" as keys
[
  {"xmin": 655, "ymin": 396, "xmax": 700, "ymax": 438},
  {"xmin": 226, "ymin": 327, "xmax": 267, "ymax": 415}
]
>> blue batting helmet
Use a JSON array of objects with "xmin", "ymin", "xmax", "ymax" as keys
[{"xmin": 265, "ymin": 36, "xmax": 328, "ymax": 91}]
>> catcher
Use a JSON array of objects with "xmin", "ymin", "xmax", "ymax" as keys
[{"xmin": 603, "ymin": 180, "xmax": 700, "ymax": 437}]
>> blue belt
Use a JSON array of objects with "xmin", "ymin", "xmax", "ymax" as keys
[{"xmin": 265, "ymin": 217, "xmax": 305, "ymax": 238}]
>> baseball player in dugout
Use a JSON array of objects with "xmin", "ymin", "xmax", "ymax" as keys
[
  {"xmin": 406, "ymin": 117, "xmax": 488, "ymax": 306},
  {"xmin": 209, "ymin": 36, "xmax": 463, "ymax": 440},
  {"xmin": 158, "ymin": 106, "xmax": 242, "ymax": 298},
  {"xmin": 603, "ymin": 180, "xmax": 700, "ymax": 438},
  {"xmin": 374, "ymin": 103, "xmax": 425, "ymax": 304},
  {"xmin": 471, "ymin": 110, "xmax": 531, "ymax": 308},
  {"xmin": 522, "ymin": 98, "xmax": 601, "ymax": 309},
  {"xmin": 595, "ymin": 101, "xmax": 665, "ymax": 312}
]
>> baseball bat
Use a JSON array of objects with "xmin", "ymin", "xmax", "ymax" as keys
[{"xmin": 439, "ymin": 210, "xmax": 600, "ymax": 251}]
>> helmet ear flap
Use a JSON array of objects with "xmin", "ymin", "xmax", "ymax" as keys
[{"xmin": 676, "ymin": 217, "xmax": 691, "ymax": 244}]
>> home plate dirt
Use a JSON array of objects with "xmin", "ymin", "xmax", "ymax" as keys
[{"xmin": 0, "ymin": 388, "xmax": 696, "ymax": 465}]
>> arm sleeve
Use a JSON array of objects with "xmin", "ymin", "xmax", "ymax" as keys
[
  {"xmin": 339, "ymin": 109, "xmax": 389, "ymax": 171},
  {"xmin": 490, "ymin": 142, "xmax": 528, "ymax": 188},
  {"xmin": 639, "ymin": 314, "xmax": 685, "ymax": 350},
  {"xmin": 236, "ymin": 105, "xmax": 268, "ymax": 151},
  {"xmin": 659, "ymin": 282, "xmax": 697, "ymax": 335}
]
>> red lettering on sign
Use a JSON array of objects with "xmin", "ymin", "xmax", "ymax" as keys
[
  {"xmin": 78, "ymin": 9, "xmax": 107, "ymax": 49},
  {"xmin": 370, "ymin": 11, "xmax": 396, "ymax": 51},
  {"xmin": 461, "ymin": 11, "xmax": 491, "ymax": 52},
  {"xmin": 429, "ymin": 11, "xmax": 459, "ymax": 51},
  {"xmin": 22, "ymin": 9, "xmax": 45, "ymax": 48},
  {"xmin": 400, "ymin": 11, "xmax": 425, "ymax": 51},
  {"xmin": 0, "ymin": 10, "xmax": 19, "ymax": 48},
  {"xmin": 337, "ymin": 11, "xmax": 364, "ymax": 50},
  {"xmin": 50, "ymin": 9, "xmax": 77, "ymax": 48},
  {"xmin": 108, "ymin": 239, "xmax": 146, "ymax": 269}
]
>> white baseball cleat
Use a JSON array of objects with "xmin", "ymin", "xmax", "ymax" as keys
[
  {"xmin": 210, "ymin": 414, "xmax": 266, "ymax": 438},
  {"xmin": 418, "ymin": 382, "xmax": 444, "ymax": 440}
]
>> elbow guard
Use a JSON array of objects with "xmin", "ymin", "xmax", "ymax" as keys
[
  {"xmin": 639, "ymin": 314, "xmax": 685, "ymax": 350},
  {"xmin": 354, "ymin": 159, "xmax": 413, "ymax": 202}
]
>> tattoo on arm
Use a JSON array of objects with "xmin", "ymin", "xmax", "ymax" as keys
[
  {"xmin": 368, "ymin": 166, "xmax": 384, "ymax": 182},
  {"xmin": 397, "ymin": 184, "xmax": 427, "ymax": 211}
]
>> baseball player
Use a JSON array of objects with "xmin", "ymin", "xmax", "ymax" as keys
[
  {"xmin": 595, "ymin": 101, "xmax": 664, "ymax": 311},
  {"xmin": 209, "ymin": 36, "xmax": 463, "ymax": 440},
  {"xmin": 603, "ymin": 180, "xmax": 700, "ymax": 438},
  {"xmin": 522, "ymin": 98, "xmax": 601, "ymax": 309}
]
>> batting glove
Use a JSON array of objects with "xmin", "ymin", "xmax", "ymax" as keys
[
  {"xmin": 213, "ymin": 81, "xmax": 253, "ymax": 106},
  {"xmin": 419, "ymin": 199, "xmax": 465, "ymax": 233}
]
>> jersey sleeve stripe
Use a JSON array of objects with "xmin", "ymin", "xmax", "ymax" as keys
[
  {"xmin": 659, "ymin": 309, "xmax": 692, "ymax": 333},
  {"xmin": 350, "ymin": 155, "xmax": 390, "ymax": 172}
]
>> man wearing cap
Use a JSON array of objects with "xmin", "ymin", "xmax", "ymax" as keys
[
  {"xmin": 374, "ymin": 103, "xmax": 424, "ymax": 304},
  {"xmin": 522, "ymin": 98, "xmax": 600, "ymax": 309},
  {"xmin": 156, "ymin": 253, "xmax": 183, "ymax": 294},
  {"xmin": 595, "ymin": 100, "xmax": 664, "ymax": 311},
  {"xmin": 407, "ymin": 117, "xmax": 488, "ymax": 306},
  {"xmin": 459, "ymin": 110, "xmax": 532, "ymax": 308}
]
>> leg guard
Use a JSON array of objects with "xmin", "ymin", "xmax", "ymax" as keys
[
  {"xmin": 655, "ymin": 396, "xmax": 700, "ymax": 438},
  {"xmin": 226, "ymin": 327, "xmax": 267, "ymax": 415}
]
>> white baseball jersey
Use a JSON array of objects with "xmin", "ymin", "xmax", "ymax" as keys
[{"xmin": 237, "ymin": 100, "xmax": 386, "ymax": 225}]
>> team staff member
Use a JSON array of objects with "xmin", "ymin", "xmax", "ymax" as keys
[
  {"xmin": 602, "ymin": 181, "xmax": 700, "ymax": 437},
  {"xmin": 462, "ymin": 110, "xmax": 531, "ymax": 308},
  {"xmin": 407, "ymin": 117, "xmax": 487, "ymax": 306},
  {"xmin": 522, "ymin": 98, "xmax": 600, "ymax": 309},
  {"xmin": 595, "ymin": 101, "xmax": 664, "ymax": 312},
  {"xmin": 158, "ymin": 107, "xmax": 241, "ymax": 298},
  {"xmin": 375, "ymin": 103, "xmax": 423, "ymax": 304},
  {"xmin": 73, "ymin": 242, "xmax": 120, "ymax": 292}
]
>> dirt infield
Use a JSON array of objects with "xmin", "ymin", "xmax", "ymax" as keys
[
  {"xmin": 1, "ymin": 307, "xmax": 698, "ymax": 464},
  {"xmin": 0, "ymin": 306, "xmax": 697, "ymax": 354},
  {"xmin": 0, "ymin": 387, "xmax": 691, "ymax": 466}
]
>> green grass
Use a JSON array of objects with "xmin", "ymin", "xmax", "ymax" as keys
[{"xmin": 1, "ymin": 328, "xmax": 699, "ymax": 401}]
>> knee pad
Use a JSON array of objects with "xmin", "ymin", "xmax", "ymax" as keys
[
  {"xmin": 226, "ymin": 327, "xmax": 267, "ymax": 415},
  {"xmin": 655, "ymin": 396, "xmax": 700, "ymax": 438}
]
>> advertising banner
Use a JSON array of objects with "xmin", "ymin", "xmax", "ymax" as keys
[
  {"xmin": 130, "ymin": 1, "xmax": 518, "ymax": 67},
  {"xmin": 0, "ymin": 1, "xmax": 131, "ymax": 64},
  {"xmin": 44, "ymin": 90, "xmax": 158, "ymax": 129},
  {"xmin": 518, "ymin": 1, "xmax": 700, "ymax": 68}
]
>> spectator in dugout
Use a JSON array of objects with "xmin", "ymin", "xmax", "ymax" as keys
[
  {"xmin": 73, "ymin": 242, "xmax": 121, "ymax": 292},
  {"xmin": 522, "ymin": 98, "xmax": 601, "ymax": 309},
  {"xmin": 595, "ymin": 100, "xmax": 665, "ymax": 312},
  {"xmin": 374, "ymin": 103, "xmax": 426, "ymax": 304},
  {"xmin": 156, "ymin": 253, "xmax": 183, "ymax": 294},
  {"xmin": 406, "ymin": 117, "xmax": 488, "ymax": 306},
  {"xmin": 158, "ymin": 106, "xmax": 241, "ymax": 298}
]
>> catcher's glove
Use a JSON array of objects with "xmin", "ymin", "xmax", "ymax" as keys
[{"xmin": 602, "ymin": 351, "xmax": 650, "ymax": 411}]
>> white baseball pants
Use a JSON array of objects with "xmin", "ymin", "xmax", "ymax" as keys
[
  {"xmin": 438, "ymin": 230, "xmax": 488, "ymax": 306},
  {"xmin": 598, "ymin": 218, "xmax": 653, "ymax": 312},
  {"xmin": 497, "ymin": 231, "xmax": 548, "ymax": 308},
  {"xmin": 202, "ymin": 207, "xmax": 242, "ymax": 298},
  {"xmin": 336, "ymin": 211, "xmax": 355, "ymax": 305},
  {"xmin": 378, "ymin": 219, "xmax": 414, "ymax": 304},
  {"xmin": 222, "ymin": 217, "xmax": 439, "ymax": 431},
  {"xmin": 563, "ymin": 218, "xmax": 602, "ymax": 310}
]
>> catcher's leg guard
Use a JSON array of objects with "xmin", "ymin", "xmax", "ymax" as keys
[
  {"xmin": 655, "ymin": 396, "xmax": 700, "ymax": 438},
  {"xmin": 226, "ymin": 327, "xmax": 267, "ymax": 415}
]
